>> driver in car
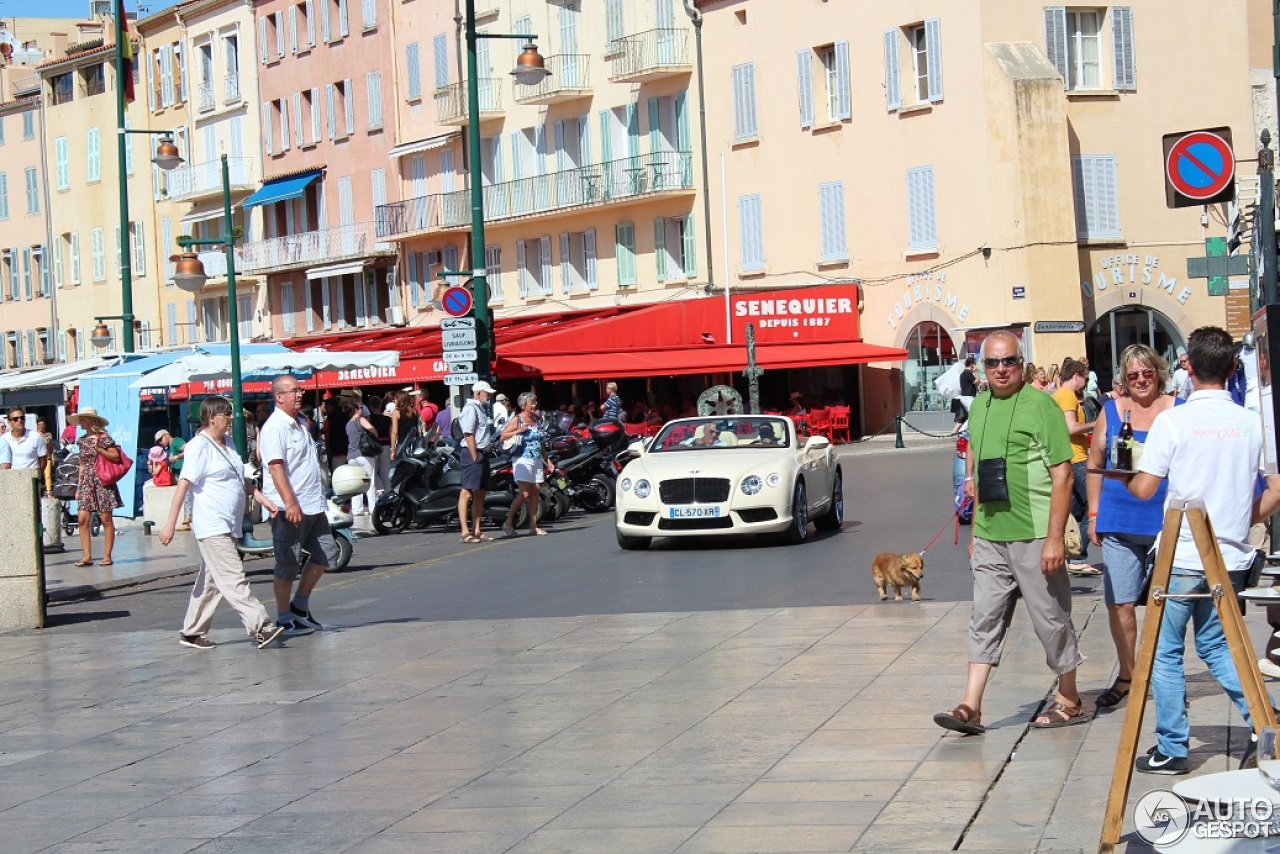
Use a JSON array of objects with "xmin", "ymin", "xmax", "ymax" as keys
[{"xmin": 754, "ymin": 423, "xmax": 780, "ymax": 446}]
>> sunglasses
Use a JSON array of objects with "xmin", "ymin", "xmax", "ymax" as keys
[
  {"xmin": 7, "ymin": 416, "xmax": 22, "ymax": 421},
  {"xmin": 983, "ymin": 356, "xmax": 1023, "ymax": 368},
  {"xmin": 1125, "ymin": 368, "xmax": 1156, "ymax": 382}
]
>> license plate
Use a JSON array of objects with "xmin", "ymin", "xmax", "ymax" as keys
[{"xmin": 668, "ymin": 505, "xmax": 720, "ymax": 519}]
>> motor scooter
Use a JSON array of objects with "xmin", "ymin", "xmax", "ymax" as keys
[{"xmin": 236, "ymin": 461, "xmax": 366, "ymax": 571}]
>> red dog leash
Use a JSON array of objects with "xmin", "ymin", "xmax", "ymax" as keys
[{"xmin": 920, "ymin": 513, "xmax": 955, "ymax": 554}]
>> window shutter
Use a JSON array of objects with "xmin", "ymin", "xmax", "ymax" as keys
[
  {"xmin": 147, "ymin": 53, "xmax": 157, "ymax": 110},
  {"xmin": 87, "ymin": 128, "xmax": 100, "ymax": 181},
  {"xmin": 0, "ymin": 173, "xmax": 6, "ymax": 219},
  {"xmin": 883, "ymin": 29, "xmax": 901, "ymax": 111},
  {"xmin": 605, "ymin": 0, "xmax": 624, "ymax": 49},
  {"xmin": 731, "ymin": 63, "xmax": 757, "ymax": 141},
  {"xmin": 279, "ymin": 99, "xmax": 290, "ymax": 150},
  {"xmin": 924, "ymin": 18, "xmax": 944, "ymax": 102},
  {"xmin": 293, "ymin": 93, "xmax": 304, "ymax": 145},
  {"xmin": 653, "ymin": 217, "xmax": 667, "ymax": 282},
  {"xmin": 310, "ymin": 87, "xmax": 321, "ymax": 142},
  {"xmin": 819, "ymin": 182, "xmax": 847, "ymax": 262},
  {"xmin": 1073, "ymin": 155, "xmax": 1120, "ymax": 239},
  {"xmin": 124, "ymin": 119, "xmax": 134, "ymax": 176},
  {"xmin": 1112, "ymin": 7, "xmax": 1136, "ymax": 91},
  {"xmin": 304, "ymin": 278, "xmax": 315, "ymax": 330},
  {"xmin": 55, "ymin": 137, "xmax": 69, "ymax": 190},
  {"xmin": 321, "ymin": 0, "xmax": 330, "ymax": 43},
  {"xmin": 646, "ymin": 97, "xmax": 660, "ymax": 159},
  {"xmin": 306, "ymin": 0, "xmax": 316, "ymax": 45},
  {"xmin": 288, "ymin": 6, "xmax": 298, "ymax": 52},
  {"xmin": 615, "ymin": 222, "xmax": 635, "ymax": 285},
  {"xmin": 53, "ymin": 240, "xmax": 63, "ymax": 288},
  {"xmin": 584, "ymin": 228, "xmax": 597, "ymax": 290},
  {"xmin": 625, "ymin": 102, "xmax": 640, "ymax": 166},
  {"xmin": 274, "ymin": 13, "xmax": 284, "ymax": 58},
  {"xmin": 739, "ymin": 195, "xmax": 764, "ymax": 272},
  {"xmin": 367, "ymin": 72, "xmax": 382, "ymax": 128},
  {"xmin": 834, "ymin": 40, "xmax": 852, "ymax": 119},
  {"xmin": 133, "ymin": 222, "xmax": 145, "ymax": 271},
  {"xmin": 326, "ymin": 83, "xmax": 336, "ymax": 138},
  {"xmin": 407, "ymin": 252, "xmax": 420, "ymax": 307},
  {"xmin": 906, "ymin": 166, "xmax": 937, "ymax": 250},
  {"xmin": 260, "ymin": 17, "xmax": 269, "ymax": 62},
  {"xmin": 70, "ymin": 232, "xmax": 80, "ymax": 284},
  {"xmin": 516, "ymin": 239, "xmax": 527, "ymax": 297},
  {"xmin": 338, "ymin": 0, "xmax": 349, "ymax": 37},
  {"xmin": 796, "ymin": 50, "xmax": 814, "ymax": 128},
  {"xmin": 406, "ymin": 43, "xmax": 421, "ymax": 99},
  {"xmin": 263, "ymin": 103, "xmax": 274, "ymax": 154},
  {"xmin": 539, "ymin": 235, "xmax": 552, "ymax": 294},
  {"xmin": 681, "ymin": 214, "xmax": 695, "ymax": 278},
  {"xmin": 343, "ymin": 78, "xmax": 355, "ymax": 134},
  {"xmin": 362, "ymin": 0, "xmax": 376, "ymax": 30},
  {"xmin": 559, "ymin": 231, "xmax": 571, "ymax": 293},
  {"xmin": 1044, "ymin": 7, "xmax": 1069, "ymax": 86},
  {"xmin": 433, "ymin": 34, "xmax": 449, "ymax": 89},
  {"xmin": 579, "ymin": 112, "xmax": 592, "ymax": 166},
  {"xmin": 161, "ymin": 218, "xmax": 172, "ymax": 284},
  {"xmin": 166, "ymin": 303, "xmax": 177, "ymax": 342}
]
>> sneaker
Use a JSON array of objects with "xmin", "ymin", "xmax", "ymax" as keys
[
  {"xmin": 1261, "ymin": 658, "xmax": 1280, "ymax": 680},
  {"xmin": 1136, "ymin": 746, "xmax": 1189, "ymax": 775},
  {"xmin": 290, "ymin": 605, "xmax": 323, "ymax": 630},
  {"xmin": 277, "ymin": 616, "xmax": 315, "ymax": 637},
  {"xmin": 179, "ymin": 634, "xmax": 216, "ymax": 650},
  {"xmin": 255, "ymin": 622, "xmax": 287, "ymax": 649}
]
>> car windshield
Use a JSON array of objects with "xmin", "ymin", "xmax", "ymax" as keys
[{"xmin": 649, "ymin": 417, "xmax": 791, "ymax": 451}]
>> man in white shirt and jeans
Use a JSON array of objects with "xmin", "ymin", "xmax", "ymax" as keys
[
  {"xmin": 5, "ymin": 409, "xmax": 47, "ymax": 479},
  {"xmin": 259, "ymin": 375, "xmax": 339, "ymax": 636},
  {"xmin": 1127, "ymin": 326, "xmax": 1280, "ymax": 774}
]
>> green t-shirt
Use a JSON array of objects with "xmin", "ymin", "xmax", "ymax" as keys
[
  {"xmin": 968, "ymin": 386, "xmax": 1072, "ymax": 542},
  {"xmin": 168, "ymin": 435, "xmax": 185, "ymax": 472}
]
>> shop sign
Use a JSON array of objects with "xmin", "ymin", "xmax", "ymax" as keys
[
  {"xmin": 731, "ymin": 283, "xmax": 860, "ymax": 343},
  {"xmin": 884, "ymin": 270, "xmax": 971, "ymax": 331},
  {"xmin": 1081, "ymin": 253, "xmax": 1192, "ymax": 305},
  {"xmin": 1034, "ymin": 321, "xmax": 1086, "ymax": 333}
]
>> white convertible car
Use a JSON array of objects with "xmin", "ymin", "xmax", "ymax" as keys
[{"xmin": 614, "ymin": 415, "xmax": 843, "ymax": 550}]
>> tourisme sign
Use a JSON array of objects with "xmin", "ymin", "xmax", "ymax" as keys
[
  {"xmin": 729, "ymin": 283, "xmax": 861, "ymax": 344},
  {"xmin": 1163, "ymin": 127, "xmax": 1235, "ymax": 208}
]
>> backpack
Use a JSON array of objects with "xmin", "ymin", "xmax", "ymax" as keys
[{"xmin": 453, "ymin": 400, "xmax": 485, "ymax": 443}]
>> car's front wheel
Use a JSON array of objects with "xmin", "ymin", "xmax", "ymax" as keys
[
  {"xmin": 783, "ymin": 480, "xmax": 809, "ymax": 544},
  {"xmin": 814, "ymin": 471, "xmax": 843, "ymax": 532},
  {"xmin": 616, "ymin": 528, "xmax": 651, "ymax": 550}
]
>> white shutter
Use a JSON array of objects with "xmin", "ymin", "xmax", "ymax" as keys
[
  {"xmin": 559, "ymin": 231, "xmax": 571, "ymax": 293},
  {"xmin": 584, "ymin": 228, "xmax": 597, "ymax": 290},
  {"xmin": 338, "ymin": 0, "xmax": 349, "ymax": 37},
  {"xmin": 407, "ymin": 252, "xmax": 420, "ymax": 307},
  {"xmin": 166, "ymin": 303, "xmax": 177, "ymax": 343},
  {"xmin": 1044, "ymin": 7, "xmax": 1069, "ymax": 86},
  {"xmin": 539, "ymin": 235, "xmax": 552, "ymax": 295},
  {"xmin": 1112, "ymin": 7, "xmax": 1136, "ymax": 91},
  {"xmin": 263, "ymin": 103, "xmax": 274, "ymax": 154},
  {"xmin": 133, "ymin": 222, "xmax": 146, "ymax": 271},
  {"xmin": 259, "ymin": 17, "xmax": 269, "ymax": 63},
  {"xmin": 281, "ymin": 282, "xmax": 296, "ymax": 332},
  {"xmin": 87, "ymin": 128, "xmax": 100, "ymax": 182},
  {"xmin": 321, "ymin": 0, "xmax": 331, "ymax": 43},
  {"xmin": 70, "ymin": 232, "xmax": 80, "ymax": 284},
  {"xmin": 55, "ymin": 137, "xmax": 69, "ymax": 190},
  {"xmin": 274, "ymin": 12, "xmax": 284, "ymax": 57},
  {"xmin": 738, "ymin": 196, "xmax": 764, "ymax": 272},
  {"xmin": 367, "ymin": 72, "xmax": 382, "ymax": 128},
  {"xmin": 834, "ymin": 40, "xmax": 852, "ymax": 119},
  {"xmin": 343, "ymin": 78, "xmax": 355, "ymax": 134},
  {"xmin": 306, "ymin": 0, "xmax": 316, "ymax": 45},
  {"xmin": 1073, "ymin": 155, "xmax": 1120, "ymax": 239},
  {"xmin": 304, "ymin": 279, "xmax": 315, "ymax": 330},
  {"xmin": 310, "ymin": 87, "xmax": 321, "ymax": 142},
  {"xmin": 796, "ymin": 50, "xmax": 814, "ymax": 128},
  {"xmin": 279, "ymin": 99, "xmax": 290, "ymax": 150},
  {"xmin": 906, "ymin": 166, "xmax": 937, "ymax": 250},
  {"xmin": 405, "ymin": 43, "xmax": 421, "ymax": 99},
  {"xmin": 516, "ymin": 240, "xmax": 527, "ymax": 297},
  {"xmin": 819, "ymin": 182, "xmax": 847, "ymax": 262},
  {"xmin": 433, "ymin": 34, "xmax": 449, "ymax": 89},
  {"xmin": 731, "ymin": 63, "xmax": 757, "ymax": 141},
  {"xmin": 124, "ymin": 119, "xmax": 134, "ymax": 175},
  {"xmin": 362, "ymin": 0, "xmax": 376, "ymax": 29},
  {"xmin": 924, "ymin": 18, "xmax": 943, "ymax": 102},
  {"xmin": 654, "ymin": 217, "xmax": 667, "ymax": 282},
  {"xmin": 326, "ymin": 83, "xmax": 336, "ymax": 139},
  {"xmin": 883, "ymin": 29, "xmax": 901, "ymax": 111},
  {"xmin": 371, "ymin": 168, "xmax": 386, "ymax": 212},
  {"xmin": 293, "ymin": 93, "xmax": 304, "ymax": 145},
  {"xmin": 288, "ymin": 5, "xmax": 298, "ymax": 53},
  {"xmin": 161, "ymin": 218, "xmax": 172, "ymax": 284}
]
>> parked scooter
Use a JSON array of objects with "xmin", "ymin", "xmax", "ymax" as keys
[
  {"xmin": 545, "ymin": 418, "xmax": 629, "ymax": 513},
  {"xmin": 236, "ymin": 463, "xmax": 367, "ymax": 571}
]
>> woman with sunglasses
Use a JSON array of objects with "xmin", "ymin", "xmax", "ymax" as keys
[{"xmin": 1085, "ymin": 344, "xmax": 1176, "ymax": 709}]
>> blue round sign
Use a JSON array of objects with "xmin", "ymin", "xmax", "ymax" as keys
[{"xmin": 442, "ymin": 286, "xmax": 473, "ymax": 318}]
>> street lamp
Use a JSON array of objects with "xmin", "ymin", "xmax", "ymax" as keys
[
  {"xmin": 463, "ymin": 3, "xmax": 547, "ymax": 380},
  {"xmin": 171, "ymin": 154, "xmax": 248, "ymax": 460}
]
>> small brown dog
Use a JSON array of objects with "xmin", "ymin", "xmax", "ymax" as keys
[{"xmin": 872, "ymin": 552, "xmax": 925, "ymax": 601}]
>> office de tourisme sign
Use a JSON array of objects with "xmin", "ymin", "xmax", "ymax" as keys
[{"xmin": 731, "ymin": 284, "xmax": 861, "ymax": 344}]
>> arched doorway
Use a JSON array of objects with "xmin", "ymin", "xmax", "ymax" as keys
[
  {"xmin": 1086, "ymin": 307, "xmax": 1183, "ymax": 391},
  {"xmin": 904, "ymin": 321, "xmax": 959, "ymax": 411}
]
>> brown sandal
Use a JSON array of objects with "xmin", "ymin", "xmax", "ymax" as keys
[
  {"xmin": 1032, "ymin": 699, "xmax": 1091, "ymax": 728},
  {"xmin": 934, "ymin": 703, "xmax": 985, "ymax": 735}
]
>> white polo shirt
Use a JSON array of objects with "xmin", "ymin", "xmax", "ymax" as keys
[
  {"xmin": 4, "ymin": 432, "xmax": 46, "ymax": 470},
  {"xmin": 180, "ymin": 433, "xmax": 246, "ymax": 540},
  {"xmin": 258, "ymin": 408, "xmax": 325, "ymax": 515},
  {"xmin": 1138, "ymin": 389, "xmax": 1262, "ymax": 572}
]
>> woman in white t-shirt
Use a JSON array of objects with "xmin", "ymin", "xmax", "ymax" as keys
[{"xmin": 159, "ymin": 396, "xmax": 287, "ymax": 651}]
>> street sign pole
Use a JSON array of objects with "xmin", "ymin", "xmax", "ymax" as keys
[{"xmin": 1263, "ymin": 131, "xmax": 1278, "ymax": 306}]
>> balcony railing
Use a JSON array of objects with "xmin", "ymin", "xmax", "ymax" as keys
[
  {"xmin": 198, "ymin": 249, "xmax": 228, "ymax": 279},
  {"xmin": 198, "ymin": 83, "xmax": 216, "ymax": 112},
  {"xmin": 225, "ymin": 73, "xmax": 241, "ymax": 102},
  {"xmin": 80, "ymin": 75, "xmax": 107, "ymax": 97},
  {"xmin": 608, "ymin": 28, "xmax": 691, "ymax": 82},
  {"xmin": 375, "ymin": 151, "xmax": 693, "ymax": 239},
  {"xmin": 434, "ymin": 79, "xmax": 502, "ymax": 124},
  {"xmin": 165, "ymin": 157, "xmax": 255, "ymax": 202},
  {"xmin": 238, "ymin": 221, "xmax": 391, "ymax": 274},
  {"xmin": 513, "ymin": 54, "xmax": 591, "ymax": 105}
]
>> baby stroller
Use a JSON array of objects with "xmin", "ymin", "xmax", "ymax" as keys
[{"xmin": 51, "ymin": 445, "xmax": 100, "ymax": 537}]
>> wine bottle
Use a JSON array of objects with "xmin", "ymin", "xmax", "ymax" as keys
[{"xmin": 1116, "ymin": 409, "xmax": 1134, "ymax": 471}]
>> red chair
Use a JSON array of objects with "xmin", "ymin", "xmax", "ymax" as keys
[
  {"xmin": 807, "ymin": 407, "xmax": 831, "ymax": 440},
  {"xmin": 828, "ymin": 406, "xmax": 851, "ymax": 443}
]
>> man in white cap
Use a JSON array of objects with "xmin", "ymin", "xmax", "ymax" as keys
[{"xmin": 457, "ymin": 380, "xmax": 497, "ymax": 543}]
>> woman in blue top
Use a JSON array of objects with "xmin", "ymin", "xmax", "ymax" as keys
[
  {"xmin": 500, "ymin": 392, "xmax": 551, "ymax": 537},
  {"xmin": 1086, "ymin": 344, "xmax": 1177, "ymax": 708}
]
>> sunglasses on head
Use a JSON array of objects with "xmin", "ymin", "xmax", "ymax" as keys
[
  {"xmin": 1125, "ymin": 368, "xmax": 1156, "ymax": 382},
  {"xmin": 983, "ymin": 356, "xmax": 1022, "ymax": 368}
]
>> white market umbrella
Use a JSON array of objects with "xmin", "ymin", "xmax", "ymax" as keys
[{"xmin": 130, "ymin": 350, "xmax": 400, "ymax": 389}]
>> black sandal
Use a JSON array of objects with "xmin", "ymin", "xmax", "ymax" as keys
[{"xmin": 1095, "ymin": 678, "xmax": 1132, "ymax": 708}]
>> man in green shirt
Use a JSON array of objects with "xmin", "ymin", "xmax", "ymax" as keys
[{"xmin": 935, "ymin": 330, "xmax": 1085, "ymax": 735}]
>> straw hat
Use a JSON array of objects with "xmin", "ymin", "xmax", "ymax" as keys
[{"xmin": 69, "ymin": 406, "xmax": 109, "ymax": 428}]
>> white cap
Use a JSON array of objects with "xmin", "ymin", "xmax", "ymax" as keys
[{"xmin": 473, "ymin": 380, "xmax": 496, "ymax": 395}]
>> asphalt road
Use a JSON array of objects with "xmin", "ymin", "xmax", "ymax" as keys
[{"xmin": 42, "ymin": 446, "xmax": 1054, "ymax": 635}]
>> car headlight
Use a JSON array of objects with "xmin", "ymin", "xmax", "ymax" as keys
[
  {"xmin": 741, "ymin": 475, "xmax": 762, "ymax": 495},
  {"xmin": 620, "ymin": 477, "xmax": 632, "ymax": 492},
  {"xmin": 766, "ymin": 473, "xmax": 781, "ymax": 487},
  {"xmin": 634, "ymin": 479, "xmax": 651, "ymax": 499}
]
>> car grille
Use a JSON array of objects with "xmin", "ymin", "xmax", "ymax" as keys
[
  {"xmin": 737, "ymin": 508, "xmax": 778, "ymax": 523},
  {"xmin": 658, "ymin": 516, "xmax": 734, "ymax": 531},
  {"xmin": 659, "ymin": 477, "xmax": 731, "ymax": 504}
]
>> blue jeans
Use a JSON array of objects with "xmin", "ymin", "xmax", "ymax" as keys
[
  {"xmin": 1152, "ymin": 571, "xmax": 1251, "ymax": 759},
  {"xmin": 1070, "ymin": 460, "xmax": 1089, "ymax": 560}
]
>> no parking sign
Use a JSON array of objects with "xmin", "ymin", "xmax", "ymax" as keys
[{"xmin": 1162, "ymin": 127, "xmax": 1235, "ymax": 208}]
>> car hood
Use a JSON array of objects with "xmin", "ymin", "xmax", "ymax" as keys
[{"xmin": 623, "ymin": 447, "xmax": 792, "ymax": 480}]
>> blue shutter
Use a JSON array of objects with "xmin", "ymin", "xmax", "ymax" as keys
[
  {"xmin": 739, "ymin": 196, "xmax": 764, "ymax": 272},
  {"xmin": 674, "ymin": 92, "xmax": 690, "ymax": 185},
  {"xmin": 731, "ymin": 63, "xmax": 757, "ymax": 141},
  {"xmin": 924, "ymin": 18, "xmax": 943, "ymax": 102},
  {"xmin": 433, "ymin": 34, "xmax": 449, "ymax": 89},
  {"xmin": 516, "ymin": 239, "xmax": 527, "ymax": 297},
  {"xmin": 906, "ymin": 166, "xmax": 937, "ymax": 250},
  {"xmin": 1044, "ymin": 7, "xmax": 1069, "ymax": 86},
  {"xmin": 166, "ymin": 303, "xmax": 177, "ymax": 343},
  {"xmin": 579, "ymin": 113, "xmax": 591, "ymax": 166},
  {"xmin": 407, "ymin": 251, "xmax": 419, "ymax": 306},
  {"xmin": 819, "ymin": 182, "xmax": 848, "ymax": 262},
  {"xmin": 647, "ymin": 96, "xmax": 660, "ymax": 159},
  {"xmin": 405, "ymin": 42, "xmax": 421, "ymax": 99},
  {"xmin": 796, "ymin": 50, "xmax": 814, "ymax": 128},
  {"xmin": 538, "ymin": 236, "xmax": 552, "ymax": 295},
  {"xmin": 681, "ymin": 214, "xmax": 695, "ymax": 279},
  {"xmin": 834, "ymin": 41, "xmax": 851, "ymax": 119},
  {"xmin": 653, "ymin": 218, "xmax": 667, "ymax": 282},
  {"xmin": 883, "ymin": 29, "xmax": 901, "ymax": 111},
  {"xmin": 559, "ymin": 231, "xmax": 571, "ymax": 293},
  {"xmin": 585, "ymin": 228, "xmax": 597, "ymax": 289},
  {"xmin": 1073, "ymin": 155, "xmax": 1120, "ymax": 240},
  {"xmin": 1112, "ymin": 7, "xmax": 1136, "ymax": 91}
]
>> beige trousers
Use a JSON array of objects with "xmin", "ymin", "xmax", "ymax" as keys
[{"xmin": 181, "ymin": 533, "xmax": 270, "ymax": 637}]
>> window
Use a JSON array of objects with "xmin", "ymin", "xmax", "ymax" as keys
[
  {"xmin": 605, "ymin": 0, "xmax": 625, "ymax": 50},
  {"xmin": 224, "ymin": 34, "xmax": 241, "ymax": 101},
  {"xmin": 53, "ymin": 237, "xmax": 63, "ymax": 288},
  {"xmin": 738, "ymin": 195, "xmax": 764, "ymax": 272},
  {"xmin": 55, "ymin": 137, "xmax": 70, "ymax": 190},
  {"xmin": 362, "ymin": 0, "xmax": 376, "ymax": 29},
  {"xmin": 21, "ymin": 247, "xmax": 31, "ymax": 298},
  {"xmin": 0, "ymin": 173, "xmax": 7, "ymax": 219},
  {"xmin": 24, "ymin": 167, "xmax": 38, "ymax": 215},
  {"xmin": 275, "ymin": 11, "xmax": 285, "ymax": 57},
  {"xmin": 731, "ymin": 63, "xmax": 757, "ymax": 142},
  {"xmin": 485, "ymin": 245, "xmax": 502, "ymax": 302},
  {"xmin": 822, "ymin": 43, "xmax": 851, "ymax": 122},
  {"xmin": 615, "ymin": 222, "xmax": 636, "ymax": 286},
  {"xmin": 1044, "ymin": 6, "xmax": 1135, "ymax": 91},
  {"xmin": 655, "ymin": 214, "xmax": 695, "ymax": 281},
  {"xmin": 91, "ymin": 227, "xmax": 106, "ymax": 281},
  {"xmin": 36, "ymin": 245, "xmax": 50, "ymax": 296},
  {"xmin": 818, "ymin": 182, "xmax": 847, "ymax": 262},
  {"xmin": 173, "ymin": 43, "xmax": 188, "ymax": 103},
  {"xmin": 337, "ymin": 0, "xmax": 349, "ymax": 38},
  {"xmin": 303, "ymin": 0, "xmax": 315, "ymax": 46},
  {"xmin": 279, "ymin": 98, "xmax": 291, "ymax": 151},
  {"xmin": 69, "ymin": 232, "xmax": 80, "ymax": 284},
  {"xmin": 906, "ymin": 166, "xmax": 937, "ymax": 251},
  {"xmin": 131, "ymin": 222, "xmax": 146, "ymax": 275},
  {"xmin": 4, "ymin": 250, "xmax": 15, "ymax": 299},
  {"xmin": 87, "ymin": 128, "xmax": 101, "ymax": 182},
  {"xmin": 50, "ymin": 72, "xmax": 74, "ymax": 106},
  {"xmin": 22, "ymin": 111, "xmax": 34, "ymax": 139},
  {"xmin": 405, "ymin": 42, "xmax": 421, "ymax": 100},
  {"xmin": 884, "ymin": 19, "xmax": 943, "ymax": 109},
  {"xmin": 81, "ymin": 63, "xmax": 106, "ymax": 97},
  {"xmin": 433, "ymin": 33, "xmax": 449, "ymax": 89},
  {"xmin": 367, "ymin": 72, "xmax": 382, "ymax": 129},
  {"xmin": 516, "ymin": 237, "xmax": 553, "ymax": 297},
  {"xmin": 281, "ymin": 281, "xmax": 296, "ymax": 333},
  {"xmin": 1072, "ymin": 154, "xmax": 1120, "ymax": 240},
  {"xmin": 558, "ymin": 229, "xmax": 598, "ymax": 293}
]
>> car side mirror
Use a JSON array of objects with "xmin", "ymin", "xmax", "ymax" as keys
[{"xmin": 807, "ymin": 436, "xmax": 831, "ymax": 451}]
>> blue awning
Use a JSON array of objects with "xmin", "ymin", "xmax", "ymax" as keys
[{"xmin": 241, "ymin": 170, "xmax": 322, "ymax": 209}]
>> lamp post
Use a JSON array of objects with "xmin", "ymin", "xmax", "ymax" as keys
[
  {"xmin": 171, "ymin": 155, "xmax": 248, "ymax": 460},
  {"xmin": 461, "ymin": 3, "xmax": 548, "ymax": 379}
]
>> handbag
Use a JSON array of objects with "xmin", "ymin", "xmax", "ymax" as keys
[
  {"xmin": 95, "ymin": 437, "xmax": 134, "ymax": 487},
  {"xmin": 358, "ymin": 427, "xmax": 382, "ymax": 458},
  {"xmin": 1064, "ymin": 514, "xmax": 1083, "ymax": 558}
]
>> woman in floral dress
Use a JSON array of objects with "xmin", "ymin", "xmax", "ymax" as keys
[{"xmin": 71, "ymin": 406, "xmax": 123, "ymax": 567}]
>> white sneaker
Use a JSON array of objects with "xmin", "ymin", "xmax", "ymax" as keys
[{"xmin": 1260, "ymin": 658, "xmax": 1280, "ymax": 680}]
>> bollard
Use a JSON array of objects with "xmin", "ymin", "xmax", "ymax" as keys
[
  {"xmin": 143, "ymin": 521, "xmax": 155, "ymax": 536},
  {"xmin": 895, "ymin": 415, "xmax": 905, "ymax": 449}
]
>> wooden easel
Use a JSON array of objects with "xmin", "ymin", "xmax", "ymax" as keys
[{"xmin": 1099, "ymin": 500, "xmax": 1277, "ymax": 851}]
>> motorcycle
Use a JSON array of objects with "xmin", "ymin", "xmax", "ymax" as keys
[{"xmin": 545, "ymin": 418, "xmax": 629, "ymax": 513}]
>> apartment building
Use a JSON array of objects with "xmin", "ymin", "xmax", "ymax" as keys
[
  {"xmin": 247, "ymin": 0, "xmax": 399, "ymax": 340},
  {"xmin": 136, "ymin": 0, "xmax": 262, "ymax": 348},
  {"xmin": 698, "ymin": 0, "xmax": 1257, "ymax": 416}
]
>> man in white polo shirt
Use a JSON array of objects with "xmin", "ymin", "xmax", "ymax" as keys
[
  {"xmin": 1127, "ymin": 326, "xmax": 1280, "ymax": 775},
  {"xmin": 259, "ymin": 375, "xmax": 339, "ymax": 637},
  {"xmin": 4, "ymin": 409, "xmax": 47, "ymax": 478}
]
